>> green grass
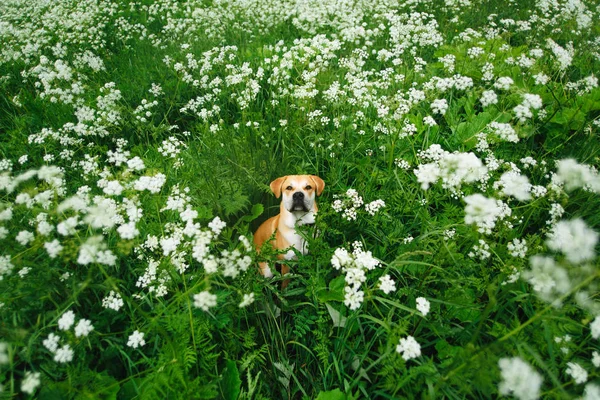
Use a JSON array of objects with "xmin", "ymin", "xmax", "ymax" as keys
[{"xmin": 1, "ymin": 0, "xmax": 600, "ymax": 398}]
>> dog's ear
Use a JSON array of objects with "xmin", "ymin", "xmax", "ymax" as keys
[
  {"xmin": 310, "ymin": 175, "xmax": 325, "ymax": 196},
  {"xmin": 269, "ymin": 176, "xmax": 287, "ymax": 199}
]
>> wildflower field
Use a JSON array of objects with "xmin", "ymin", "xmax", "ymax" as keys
[{"xmin": 1, "ymin": 0, "xmax": 600, "ymax": 398}]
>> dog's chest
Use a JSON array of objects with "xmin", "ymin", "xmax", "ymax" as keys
[
  {"xmin": 281, "ymin": 229, "xmax": 307, "ymax": 259},
  {"xmin": 280, "ymin": 211, "xmax": 314, "ymax": 259}
]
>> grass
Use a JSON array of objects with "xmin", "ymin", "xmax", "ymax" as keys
[{"xmin": 1, "ymin": 0, "xmax": 600, "ymax": 398}]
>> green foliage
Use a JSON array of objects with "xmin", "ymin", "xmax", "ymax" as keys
[{"xmin": 1, "ymin": 0, "xmax": 600, "ymax": 399}]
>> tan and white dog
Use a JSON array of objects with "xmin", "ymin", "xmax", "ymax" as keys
[{"xmin": 253, "ymin": 175, "xmax": 325, "ymax": 285}]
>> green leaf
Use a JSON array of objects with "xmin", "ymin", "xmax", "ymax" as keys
[
  {"xmin": 220, "ymin": 360, "xmax": 241, "ymax": 400},
  {"xmin": 317, "ymin": 275, "xmax": 345, "ymax": 302},
  {"xmin": 239, "ymin": 203, "xmax": 264, "ymax": 223},
  {"xmin": 325, "ymin": 303, "xmax": 347, "ymax": 328},
  {"xmin": 316, "ymin": 388, "xmax": 347, "ymax": 400}
]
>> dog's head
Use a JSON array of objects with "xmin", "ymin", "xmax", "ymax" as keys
[{"xmin": 270, "ymin": 175, "xmax": 325, "ymax": 213}]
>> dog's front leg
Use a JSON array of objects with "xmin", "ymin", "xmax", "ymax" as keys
[{"xmin": 259, "ymin": 262, "xmax": 273, "ymax": 278}]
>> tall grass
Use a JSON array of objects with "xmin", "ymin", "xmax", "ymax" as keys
[{"xmin": 1, "ymin": 0, "xmax": 599, "ymax": 398}]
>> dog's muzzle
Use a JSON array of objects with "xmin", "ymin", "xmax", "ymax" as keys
[{"xmin": 291, "ymin": 191, "xmax": 309, "ymax": 211}]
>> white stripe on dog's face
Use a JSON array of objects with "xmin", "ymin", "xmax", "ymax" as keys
[{"xmin": 280, "ymin": 175, "xmax": 317, "ymax": 213}]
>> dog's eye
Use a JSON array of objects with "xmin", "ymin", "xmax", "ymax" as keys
[
  {"xmin": 286, "ymin": 186, "xmax": 293, "ymax": 190},
  {"xmin": 305, "ymin": 185, "xmax": 312, "ymax": 190}
]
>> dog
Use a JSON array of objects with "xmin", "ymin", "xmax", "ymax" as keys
[{"xmin": 253, "ymin": 175, "xmax": 325, "ymax": 287}]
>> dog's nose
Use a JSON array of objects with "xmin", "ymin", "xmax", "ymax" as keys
[{"xmin": 293, "ymin": 192, "xmax": 304, "ymax": 200}]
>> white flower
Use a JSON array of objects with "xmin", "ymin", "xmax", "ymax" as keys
[
  {"xmin": 344, "ymin": 286, "xmax": 364, "ymax": 310},
  {"xmin": 591, "ymin": 351, "xmax": 600, "ymax": 368},
  {"xmin": 514, "ymin": 104, "xmax": 533, "ymax": 122},
  {"xmin": 239, "ymin": 293, "xmax": 255, "ymax": 308},
  {"xmin": 507, "ymin": 238, "xmax": 528, "ymax": 258},
  {"xmin": 423, "ymin": 116, "xmax": 437, "ymax": 126},
  {"xmin": 583, "ymin": 384, "xmax": 600, "ymax": 400},
  {"xmin": 353, "ymin": 249, "xmax": 380, "ymax": 270},
  {"xmin": 498, "ymin": 357, "xmax": 542, "ymax": 400},
  {"xmin": 118, "ymin": 222, "xmax": 140, "ymax": 239},
  {"xmin": 546, "ymin": 219, "xmax": 598, "ymax": 264},
  {"xmin": 522, "ymin": 94, "xmax": 542, "ymax": 110},
  {"xmin": 464, "ymin": 194, "xmax": 511, "ymax": 234},
  {"xmin": 494, "ymin": 76, "xmax": 514, "ymax": 90},
  {"xmin": 103, "ymin": 180, "xmax": 123, "ymax": 196},
  {"xmin": 127, "ymin": 156, "xmax": 145, "ymax": 171},
  {"xmin": 0, "ymin": 342, "xmax": 8, "ymax": 364},
  {"xmin": 16, "ymin": 230, "xmax": 35, "ymax": 246},
  {"xmin": 102, "ymin": 291, "xmax": 124, "ymax": 311},
  {"xmin": 396, "ymin": 336, "xmax": 421, "ymax": 361},
  {"xmin": 193, "ymin": 290, "xmax": 217, "ymax": 311},
  {"xmin": 378, "ymin": 275, "xmax": 396, "ymax": 294},
  {"xmin": 365, "ymin": 199, "xmax": 385, "ymax": 216},
  {"xmin": 54, "ymin": 344, "xmax": 74, "ymax": 363},
  {"xmin": 488, "ymin": 122, "xmax": 518, "ymax": 143},
  {"xmin": 431, "ymin": 98, "xmax": 448, "ymax": 115},
  {"xmin": 591, "ymin": 316, "xmax": 600, "ymax": 339},
  {"xmin": 43, "ymin": 333, "xmax": 60, "ymax": 353},
  {"xmin": 495, "ymin": 171, "xmax": 532, "ymax": 201},
  {"xmin": 208, "ymin": 216, "xmax": 226, "ymax": 235},
  {"xmin": 0, "ymin": 255, "xmax": 15, "ymax": 280},
  {"xmin": 133, "ymin": 173, "xmax": 166, "ymax": 193},
  {"xmin": 533, "ymin": 73, "xmax": 550, "ymax": 85},
  {"xmin": 554, "ymin": 159, "xmax": 600, "ymax": 193},
  {"xmin": 331, "ymin": 248, "xmax": 352, "ymax": 270},
  {"xmin": 416, "ymin": 297, "xmax": 430, "ymax": 316},
  {"xmin": 546, "ymin": 39, "xmax": 573, "ymax": 71},
  {"xmin": 74, "ymin": 319, "xmax": 94, "ymax": 337},
  {"xmin": 524, "ymin": 256, "xmax": 571, "ymax": 303},
  {"xmin": 565, "ymin": 362, "xmax": 587, "ymax": 384},
  {"xmin": 345, "ymin": 267, "xmax": 366, "ymax": 286},
  {"xmin": 127, "ymin": 330, "xmax": 146, "ymax": 348},
  {"xmin": 58, "ymin": 310, "xmax": 76, "ymax": 331},
  {"xmin": 480, "ymin": 90, "xmax": 498, "ymax": 107},
  {"xmin": 21, "ymin": 371, "xmax": 41, "ymax": 394}
]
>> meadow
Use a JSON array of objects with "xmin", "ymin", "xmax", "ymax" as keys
[{"xmin": 1, "ymin": 0, "xmax": 599, "ymax": 398}]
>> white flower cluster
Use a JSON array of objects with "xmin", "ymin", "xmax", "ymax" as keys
[
  {"xmin": 480, "ymin": 90, "xmax": 498, "ymax": 107},
  {"xmin": 332, "ymin": 189, "xmax": 384, "ymax": 221},
  {"xmin": 552, "ymin": 159, "xmax": 600, "ymax": 193},
  {"xmin": 566, "ymin": 362, "xmax": 587, "ymax": 384},
  {"xmin": 127, "ymin": 330, "xmax": 146, "ymax": 349},
  {"xmin": 493, "ymin": 171, "xmax": 532, "ymax": 201},
  {"xmin": 414, "ymin": 144, "xmax": 488, "ymax": 193},
  {"xmin": 102, "ymin": 290, "xmax": 125, "ymax": 311},
  {"xmin": 364, "ymin": 199, "xmax": 386, "ymax": 216},
  {"xmin": 378, "ymin": 275, "xmax": 396, "ymax": 294},
  {"xmin": 486, "ymin": 122, "xmax": 519, "ymax": 143},
  {"xmin": 134, "ymin": 98, "xmax": 159, "ymax": 123},
  {"xmin": 497, "ymin": 357, "xmax": 542, "ymax": 400},
  {"xmin": 430, "ymin": 98, "xmax": 448, "ymax": 115},
  {"xmin": 463, "ymin": 194, "xmax": 512, "ymax": 234},
  {"xmin": 193, "ymin": 290, "xmax": 218, "ymax": 311},
  {"xmin": 331, "ymin": 242, "xmax": 384, "ymax": 310},
  {"xmin": 546, "ymin": 219, "xmax": 598, "ymax": 264},
  {"xmin": 134, "ymin": 184, "xmax": 253, "ymax": 298},
  {"xmin": 21, "ymin": 371, "xmax": 41, "ymax": 395},
  {"xmin": 507, "ymin": 238, "xmax": 528, "ymax": 258},
  {"xmin": 396, "ymin": 336, "xmax": 421, "ymax": 361},
  {"xmin": 524, "ymin": 255, "xmax": 571, "ymax": 306},
  {"xmin": 132, "ymin": 173, "xmax": 167, "ymax": 194},
  {"xmin": 513, "ymin": 93, "xmax": 543, "ymax": 123},
  {"xmin": 416, "ymin": 297, "xmax": 430, "ymax": 316},
  {"xmin": 158, "ymin": 136, "xmax": 187, "ymax": 168},
  {"xmin": 565, "ymin": 74, "xmax": 598, "ymax": 96},
  {"xmin": 546, "ymin": 39, "xmax": 574, "ymax": 71},
  {"xmin": 43, "ymin": 310, "xmax": 94, "ymax": 364}
]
